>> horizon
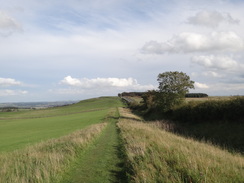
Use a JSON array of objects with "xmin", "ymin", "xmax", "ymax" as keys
[{"xmin": 2, "ymin": 94, "xmax": 244, "ymax": 104}]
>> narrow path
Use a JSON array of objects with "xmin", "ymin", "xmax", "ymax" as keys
[{"xmin": 59, "ymin": 109, "xmax": 127, "ymax": 183}]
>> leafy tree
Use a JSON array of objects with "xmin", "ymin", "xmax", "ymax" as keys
[
  {"xmin": 156, "ymin": 71, "xmax": 195, "ymax": 111},
  {"xmin": 157, "ymin": 71, "xmax": 194, "ymax": 96}
]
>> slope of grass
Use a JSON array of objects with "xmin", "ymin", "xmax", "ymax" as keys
[
  {"xmin": 0, "ymin": 97, "xmax": 123, "ymax": 152},
  {"xmin": 59, "ymin": 108, "xmax": 127, "ymax": 183},
  {"xmin": 118, "ymin": 108, "xmax": 244, "ymax": 183},
  {"xmin": 0, "ymin": 97, "xmax": 121, "ymax": 119},
  {"xmin": 0, "ymin": 123, "xmax": 107, "ymax": 183}
]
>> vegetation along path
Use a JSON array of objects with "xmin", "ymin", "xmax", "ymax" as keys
[{"xmin": 59, "ymin": 108, "xmax": 127, "ymax": 183}]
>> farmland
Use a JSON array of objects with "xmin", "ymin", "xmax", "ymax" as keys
[{"xmin": 0, "ymin": 96, "xmax": 243, "ymax": 182}]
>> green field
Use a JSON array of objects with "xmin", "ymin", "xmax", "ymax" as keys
[
  {"xmin": 1, "ymin": 96, "xmax": 243, "ymax": 182},
  {"xmin": 0, "ymin": 97, "xmax": 122, "ymax": 152}
]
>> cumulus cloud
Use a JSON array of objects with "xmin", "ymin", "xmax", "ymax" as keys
[
  {"xmin": 60, "ymin": 76, "xmax": 155, "ymax": 91},
  {"xmin": 0, "ymin": 89, "xmax": 28, "ymax": 96},
  {"xmin": 187, "ymin": 10, "xmax": 239, "ymax": 28},
  {"xmin": 141, "ymin": 31, "xmax": 244, "ymax": 54},
  {"xmin": 0, "ymin": 11, "xmax": 21, "ymax": 36},
  {"xmin": 60, "ymin": 76, "xmax": 82, "ymax": 86},
  {"xmin": 0, "ymin": 77, "xmax": 22, "ymax": 87},
  {"xmin": 195, "ymin": 82, "xmax": 209, "ymax": 89},
  {"xmin": 191, "ymin": 55, "xmax": 242, "ymax": 70}
]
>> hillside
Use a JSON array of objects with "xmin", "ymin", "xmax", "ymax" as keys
[
  {"xmin": 0, "ymin": 97, "xmax": 122, "ymax": 152},
  {"xmin": 0, "ymin": 97, "xmax": 243, "ymax": 182}
]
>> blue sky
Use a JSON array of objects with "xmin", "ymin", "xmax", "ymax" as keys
[{"xmin": 1, "ymin": 0, "xmax": 244, "ymax": 102}]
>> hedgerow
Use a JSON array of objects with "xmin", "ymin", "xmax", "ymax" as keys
[{"xmin": 171, "ymin": 97, "xmax": 244, "ymax": 123}]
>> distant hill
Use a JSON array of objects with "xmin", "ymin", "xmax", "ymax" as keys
[{"xmin": 0, "ymin": 101, "xmax": 79, "ymax": 109}]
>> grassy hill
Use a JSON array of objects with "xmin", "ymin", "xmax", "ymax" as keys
[
  {"xmin": 0, "ymin": 97, "xmax": 122, "ymax": 152},
  {"xmin": 0, "ymin": 96, "xmax": 243, "ymax": 182}
]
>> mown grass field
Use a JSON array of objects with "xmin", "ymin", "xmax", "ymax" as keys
[
  {"xmin": 0, "ymin": 97, "xmax": 120, "ymax": 119},
  {"xmin": 0, "ymin": 97, "xmax": 122, "ymax": 152}
]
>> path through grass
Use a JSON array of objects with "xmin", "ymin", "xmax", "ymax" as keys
[
  {"xmin": 0, "ymin": 123, "xmax": 107, "ymax": 183},
  {"xmin": 59, "ymin": 108, "xmax": 127, "ymax": 183}
]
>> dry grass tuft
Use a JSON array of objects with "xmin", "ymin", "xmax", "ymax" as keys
[{"xmin": 118, "ymin": 107, "xmax": 142, "ymax": 121}]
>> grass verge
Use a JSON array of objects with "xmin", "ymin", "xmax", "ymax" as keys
[
  {"xmin": 0, "ymin": 123, "xmax": 107, "ymax": 183},
  {"xmin": 118, "ymin": 108, "xmax": 244, "ymax": 183}
]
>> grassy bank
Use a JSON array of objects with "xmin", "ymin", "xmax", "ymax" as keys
[
  {"xmin": 0, "ymin": 123, "xmax": 107, "ymax": 183},
  {"xmin": 118, "ymin": 108, "xmax": 244, "ymax": 183},
  {"xmin": 169, "ymin": 96, "xmax": 244, "ymax": 153},
  {"xmin": 128, "ymin": 96, "xmax": 244, "ymax": 153}
]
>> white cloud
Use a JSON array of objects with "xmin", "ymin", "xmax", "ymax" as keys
[
  {"xmin": 0, "ymin": 77, "xmax": 22, "ymax": 87},
  {"xmin": 60, "ymin": 76, "xmax": 82, "ymax": 86},
  {"xmin": 141, "ymin": 31, "xmax": 244, "ymax": 54},
  {"xmin": 187, "ymin": 10, "xmax": 239, "ymax": 28},
  {"xmin": 191, "ymin": 55, "xmax": 242, "ymax": 70},
  {"xmin": 195, "ymin": 82, "xmax": 209, "ymax": 89},
  {"xmin": 60, "ymin": 76, "xmax": 154, "ymax": 89},
  {"xmin": 0, "ymin": 11, "xmax": 21, "ymax": 36},
  {"xmin": 0, "ymin": 89, "xmax": 28, "ymax": 96}
]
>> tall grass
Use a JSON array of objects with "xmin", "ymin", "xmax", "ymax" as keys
[
  {"xmin": 118, "ymin": 108, "xmax": 244, "ymax": 183},
  {"xmin": 0, "ymin": 123, "xmax": 107, "ymax": 183}
]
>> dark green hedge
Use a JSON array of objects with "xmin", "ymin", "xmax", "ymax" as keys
[
  {"xmin": 171, "ymin": 97, "xmax": 244, "ymax": 123},
  {"xmin": 185, "ymin": 93, "xmax": 208, "ymax": 98}
]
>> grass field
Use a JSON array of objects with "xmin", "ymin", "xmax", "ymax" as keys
[
  {"xmin": 0, "ymin": 97, "xmax": 122, "ymax": 152},
  {"xmin": 0, "ymin": 97, "xmax": 120, "ymax": 119},
  {"xmin": 1, "ymin": 96, "xmax": 243, "ymax": 182},
  {"xmin": 0, "ymin": 123, "xmax": 107, "ymax": 183},
  {"xmin": 0, "ymin": 97, "xmax": 125, "ymax": 183}
]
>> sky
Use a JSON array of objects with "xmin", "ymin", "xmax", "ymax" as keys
[{"xmin": 1, "ymin": 0, "xmax": 244, "ymax": 102}]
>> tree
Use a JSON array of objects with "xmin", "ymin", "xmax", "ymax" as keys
[{"xmin": 156, "ymin": 71, "xmax": 195, "ymax": 112}]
